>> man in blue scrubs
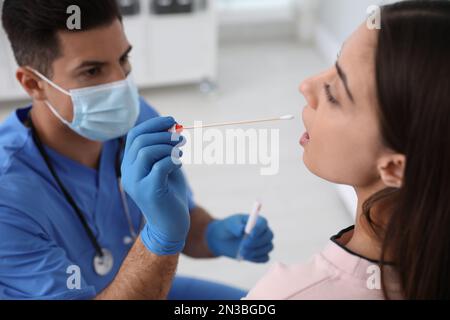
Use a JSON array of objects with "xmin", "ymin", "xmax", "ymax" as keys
[{"xmin": 0, "ymin": 0, "xmax": 274, "ymax": 299}]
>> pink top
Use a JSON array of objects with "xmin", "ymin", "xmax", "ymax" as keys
[{"xmin": 244, "ymin": 226, "xmax": 403, "ymax": 300}]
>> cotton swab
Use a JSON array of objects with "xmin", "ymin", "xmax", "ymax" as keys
[{"xmin": 173, "ymin": 114, "xmax": 294, "ymax": 133}]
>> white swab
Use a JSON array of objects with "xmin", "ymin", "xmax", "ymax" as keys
[{"xmin": 173, "ymin": 115, "xmax": 295, "ymax": 132}]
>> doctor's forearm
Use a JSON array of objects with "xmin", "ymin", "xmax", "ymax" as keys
[
  {"xmin": 95, "ymin": 237, "xmax": 178, "ymax": 300},
  {"xmin": 182, "ymin": 206, "xmax": 217, "ymax": 258}
]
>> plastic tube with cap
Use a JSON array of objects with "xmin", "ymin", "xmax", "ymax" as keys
[{"xmin": 236, "ymin": 200, "xmax": 262, "ymax": 261}]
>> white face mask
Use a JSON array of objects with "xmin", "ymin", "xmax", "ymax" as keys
[{"xmin": 29, "ymin": 68, "xmax": 140, "ymax": 142}]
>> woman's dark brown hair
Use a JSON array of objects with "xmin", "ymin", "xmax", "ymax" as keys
[{"xmin": 364, "ymin": 0, "xmax": 450, "ymax": 299}]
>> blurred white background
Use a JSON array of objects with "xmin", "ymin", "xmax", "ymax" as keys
[{"xmin": 0, "ymin": 0, "xmax": 397, "ymax": 290}]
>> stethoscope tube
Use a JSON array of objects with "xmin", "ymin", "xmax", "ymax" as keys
[
  {"xmin": 30, "ymin": 124, "xmax": 105, "ymax": 259},
  {"xmin": 28, "ymin": 115, "xmax": 136, "ymax": 271}
]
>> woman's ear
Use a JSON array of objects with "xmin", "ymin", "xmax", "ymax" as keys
[
  {"xmin": 377, "ymin": 153, "xmax": 406, "ymax": 188},
  {"xmin": 16, "ymin": 67, "xmax": 47, "ymax": 101}
]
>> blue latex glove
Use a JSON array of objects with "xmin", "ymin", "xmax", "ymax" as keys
[
  {"xmin": 121, "ymin": 116, "xmax": 190, "ymax": 256},
  {"xmin": 206, "ymin": 214, "xmax": 274, "ymax": 263}
]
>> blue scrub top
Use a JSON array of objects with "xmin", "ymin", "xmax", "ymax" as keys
[{"xmin": 0, "ymin": 97, "xmax": 196, "ymax": 299}]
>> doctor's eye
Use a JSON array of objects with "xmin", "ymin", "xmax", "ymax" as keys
[
  {"xmin": 120, "ymin": 54, "xmax": 130, "ymax": 65},
  {"xmin": 84, "ymin": 67, "xmax": 102, "ymax": 78}
]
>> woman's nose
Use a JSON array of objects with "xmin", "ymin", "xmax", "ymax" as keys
[{"xmin": 299, "ymin": 77, "xmax": 319, "ymax": 110}]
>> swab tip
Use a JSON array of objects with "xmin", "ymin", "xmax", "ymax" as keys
[{"xmin": 280, "ymin": 114, "xmax": 295, "ymax": 120}]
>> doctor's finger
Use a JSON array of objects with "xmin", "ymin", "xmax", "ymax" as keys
[
  {"xmin": 127, "ymin": 132, "xmax": 184, "ymax": 162},
  {"xmin": 248, "ymin": 216, "xmax": 270, "ymax": 238},
  {"xmin": 245, "ymin": 229, "xmax": 274, "ymax": 248},
  {"xmin": 125, "ymin": 117, "xmax": 176, "ymax": 152},
  {"xmin": 133, "ymin": 145, "xmax": 177, "ymax": 180},
  {"xmin": 242, "ymin": 242, "xmax": 274, "ymax": 260},
  {"xmin": 145, "ymin": 155, "xmax": 183, "ymax": 188},
  {"xmin": 247, "ymin": 254, "xmax": 270, "ymax": 263}
]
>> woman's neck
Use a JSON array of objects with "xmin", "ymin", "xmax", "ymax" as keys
[
  {"xmin": 30, "ymin": 103, "xmax": 103, "ymax": 170},
  {"xmin": 346, "ymin": 183, "xmax": 388, "ymax": 262}
]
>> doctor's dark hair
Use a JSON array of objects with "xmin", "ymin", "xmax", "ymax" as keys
[
  {"xmin": 364, "ymin": 0, "xmax": 450, "ymax": 299},
  {"xmin": 1, "ymin": 0, "xmax": 122, "ymax": 77}
]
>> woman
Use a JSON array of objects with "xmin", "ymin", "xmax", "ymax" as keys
[{"xmin": 245, "ymin": 0, "xmax": 450, "ymax": 299}]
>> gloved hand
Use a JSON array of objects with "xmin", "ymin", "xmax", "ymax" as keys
[
  {"xmin": 206, "ymin": 214, "xmax": 274, "ymax": 263},
  {"xmin": 121, "ymin": 116, "xmax": 190, "ymax": 256}
]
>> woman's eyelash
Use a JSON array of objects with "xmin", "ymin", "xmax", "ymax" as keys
[{"xmin": 324, "ymin": 83, "xmax": 339, "ymax": 105}]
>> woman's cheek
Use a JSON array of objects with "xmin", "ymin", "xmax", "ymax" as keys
[
  {"xmin": 303, "ymin": 127, "xmax": 377, "ymax": 186},
  {"xmin": 307, "ymin": 134, "xmax": 352, "ymax": 184},
  {"xmin": 302, "ymin": 126, "xmax": 343, "ymax": 182}
]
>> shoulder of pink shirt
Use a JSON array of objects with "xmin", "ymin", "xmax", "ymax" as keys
[{"xmin": 243, "ymin": 240, "xmax": 403, "ymax": 300}]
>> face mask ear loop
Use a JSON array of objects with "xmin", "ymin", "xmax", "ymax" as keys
[
  {"xmin": 44, "ymin": 101, "xmax": 72, "ymax": 127},
  {"xmin": 25, "ymin": 66, "xmax": 71, "ymax": 96},
  {"xmin": 25, "ymin": 67, "xmax": 74, "ymax": 127}
]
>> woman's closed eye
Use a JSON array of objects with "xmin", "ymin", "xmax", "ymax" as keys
[{"xmin": 324, "ymin": 83, "xmax": 339, "ymax": 105}]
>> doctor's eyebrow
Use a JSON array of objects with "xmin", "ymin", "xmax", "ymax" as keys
[
  {"xmin": 335, "ymin": 61, "xmax": 355, "ymax": 103},
  {"xmin": 74, "ymin": 45, "xmax": 133, "ymax": 70},
  {"xmin": 75, "ymin": 60, "xmax": 107, "ymax": 71}
]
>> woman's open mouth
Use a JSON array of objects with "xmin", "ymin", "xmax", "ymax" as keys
[{"xmin": 300, "ymin": 132, "xmax": 310, "ymax": 146}]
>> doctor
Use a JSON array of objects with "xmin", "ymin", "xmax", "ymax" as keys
[{"xmin": 0, "ymin": 0, "xmax": 274, "ymax": 299}]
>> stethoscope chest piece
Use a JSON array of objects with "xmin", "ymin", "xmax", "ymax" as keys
[{"xmin": 93, "ymin": 248, "xmax": 114, "ymax": 276}]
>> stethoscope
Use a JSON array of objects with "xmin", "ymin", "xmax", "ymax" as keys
[{"xmin": 28, "ymin": 115, "xmax": 142, "ymax": 276}]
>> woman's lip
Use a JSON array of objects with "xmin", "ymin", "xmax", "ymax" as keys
[{"xmin": 300, "ymin": 132, "xmax": 310, "ymax": 146}]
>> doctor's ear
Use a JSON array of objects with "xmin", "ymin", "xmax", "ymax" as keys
[
  {"xmin": 377, "ymin": 153, "xmax": 406, "ymax": 188},
  {"xmin": 16, "ymin": 67, "xmax": 48, "ymax": 101}
]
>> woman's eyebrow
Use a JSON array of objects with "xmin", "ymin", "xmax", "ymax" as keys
[{"xmin": 335, "ymin": 61, "xmax": 355, "ymax": 103}]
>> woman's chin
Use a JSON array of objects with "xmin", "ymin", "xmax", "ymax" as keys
[
  {"xmin": 302, "ymin": 154, "xmax": 339, "ymax": 184},
  {"xmin": 302, "ymin": 153, "xmax": 315, "ymax": 175}
]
